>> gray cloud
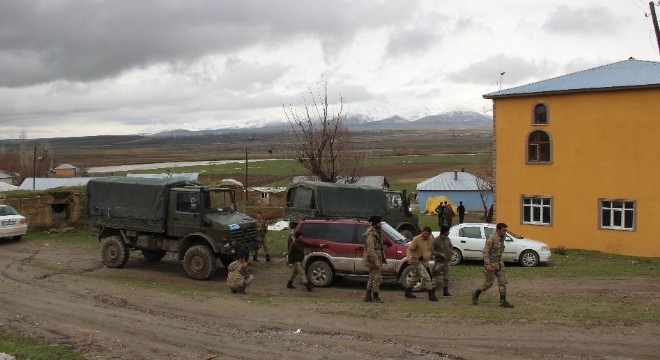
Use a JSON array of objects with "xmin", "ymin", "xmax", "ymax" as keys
[
  {"xmin": 0, "ymin": 0, "xmax": 418, "ymax": 87},
  {"xmin": 449, "ymin": 54, "xmax": 557, "ymax": 86},
  {"xmin": 542, "ymin": 5, "xmax": 622, "ymax": 36}
]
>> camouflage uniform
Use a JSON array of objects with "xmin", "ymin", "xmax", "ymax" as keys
[
  {"xmin": 226, "ymin": 259, "xmax": 254, "ymax": 294},
  {"xmin": 253, "ymin": 217, "xmax": 270, "ymax": 259},
  {"xmin": 431, "ymin": 234, "xmax": 452, "ymax": 289},
  {"xmin": 406, "ymin": 234, "xmax": 433, "ymax": 291},
  {"xmin": 287, "ymin": 240, "xmax": 309, "ymax": 285},
  {"xmin": 443, "ymin": 205, "xmax": 455, "ymax": 227},
  {"xmin": 363, "ymin": 226, "xmax": 386, "ymax": 293},
  {"xmin": 479, "ymin": 231, "xmax": 507, "ymax": 295}
]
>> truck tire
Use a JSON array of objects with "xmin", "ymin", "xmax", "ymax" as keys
[
  {"xmin": 306, "ymin": 260, "xmax": 334, "ymax": 287},
  {"xmin": 141, "ymin": 250, "xmax": 167, "ymax": 262},
  {"xmin": 101, "ymin": 236, "xmax": 129, "ymax": 268},
  {"xmin": 183, "ymin": 245, "xmax": 217, "ymax": 280}
]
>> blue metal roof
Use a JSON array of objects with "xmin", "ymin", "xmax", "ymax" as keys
[{"xmin": 483, "ymin": 59, "xmax": 660, "ymax": 98}]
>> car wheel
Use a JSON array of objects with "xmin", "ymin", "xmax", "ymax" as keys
[
  {"xmin": 400, "ymin": 265, "xmax": 429, "ymax": 292},
  {"xmin": 399, "ymin": 228, "xmax": 414, "ymax": 241},
  {"xmin": 101, "ymin": 236, "xmax": 129, "ymax": 268},
  {"xmin": 450, "ymin": 247, "xmax": 463, "ymax": 266},
  {"xmin": 141, "ymin": 250, "xmax": 167, "ymax": 262},
  {"xmin": 183, "ymin": 245, "xmax": 217, "ymax": 280},
  {"xmin": 519, "ymin": 250, "xmax": 540, "ymax": 267},
  {"xmin": 306, "ymin": 260, "xmax": 334, "ymax": 287}
]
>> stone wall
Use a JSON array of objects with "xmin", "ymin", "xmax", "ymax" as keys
[{"xmin": 0, "ymin": 191, "xmax": 85, "ymax": 230}]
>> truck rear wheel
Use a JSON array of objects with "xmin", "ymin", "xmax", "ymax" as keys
[
  {"xmin": 141, "ymin": 250, "xmax": 167, "ymax": 262},
  {"xmin": 183, "ymin": 245, "xmax": 216, "ymax": 280},
  {"xmin": 101, "ymin": 236, "xmax": 129, "ymax": 268}
]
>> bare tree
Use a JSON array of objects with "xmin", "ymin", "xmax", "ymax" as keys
[
  {"xmin": 12, "ymin": 131, "xmax": 55, "ymax": 183},
  {"xmin": 284, "ymin": 80, "xmax": 362, "ymax": 183},
  {"xmin": 474, "ymin": 156, "xmax": 494, "ymax": 222}
]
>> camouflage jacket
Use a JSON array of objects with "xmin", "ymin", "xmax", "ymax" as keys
[
  {"xmin": 483, "ymin": 232, "xmax": 505, "ymax": 266},
  {"xmin": 362, "ymin": 226, "xmax": 386, "ymax": 268},
  {"xmin": 432, "ymin": 235, "xmax": 453, "ymax": 263},
  {"xmin": 226, "ymin": 260, "xmax": 251, "ymax": 288}
]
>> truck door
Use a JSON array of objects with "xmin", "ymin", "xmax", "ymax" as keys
[{"xmin": 169, "ymin": 190, "xmax": 202, "ymax": 237}]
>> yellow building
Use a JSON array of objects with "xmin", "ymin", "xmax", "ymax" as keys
[{"xmin": 483, "ymin": 59, "xmax": 660, "ymax": 257}]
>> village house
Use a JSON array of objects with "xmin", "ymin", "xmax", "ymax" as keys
[
  {"xmin": 416, "ymin": 170, "xmax": 492, "ymax": 212},
  {"xmin": 483, "ymin": 59, "xmax": 660, "ymax": 257},
  {"xmin": 52, "ymin": 164, "xmax": 80, "ymax": 177}
]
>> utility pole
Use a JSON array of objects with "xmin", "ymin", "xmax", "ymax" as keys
[
  {"xmin": 244, "ymin": 147, "xmax": 248, "ymax": 205},
  {"xmin": 32, "ymin": 145, "xmax": 36, "ymax": 191},
  {"xmin": 651, "ymin": 1, "xmax": 660, "ymax": 54}
]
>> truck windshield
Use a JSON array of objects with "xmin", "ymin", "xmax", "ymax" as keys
[
  {"xmin": 381, "ymin": 222, "xmax": 409, "ymax": 244},
  {"xmin": 205, "ymin": 190, "xmax": 235, "ymax": 212}
]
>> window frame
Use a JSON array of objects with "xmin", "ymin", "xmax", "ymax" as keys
[
  {"xmin": 532, "ymin": 102, "xmax": 549, "ymax": 125},
  {"xmin": 526, "ymin": 130, "xmax": 552, "ymax": 164},
  {"xmin": 599, "ymin": 198, "xmax": 636, "ymax": 231},
  {"xmin": 521, "ymin": 195, "xmax": 552, "ymax": 226}
]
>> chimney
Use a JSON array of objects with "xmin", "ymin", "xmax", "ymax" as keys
[{"xmin": 454, "ymin": 170, "xmax": 458, "ymax": 180}]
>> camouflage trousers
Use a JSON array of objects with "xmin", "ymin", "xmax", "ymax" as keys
[
  {"xmin": 288, "ymin": 262, "xmax": 308, "ymax": 284},
  {"xmin": 410, "ymin": 262, "xmax": 433, "ymax": 290},
  {"xmin": 229, "ymin": 274, "xmax": 254, "ymax": 292},
  {"xmin": 366, "ymin": 268, "xmax": 382, "ymax": 292},
  {"xmin": 432, "ymin": 261, "xmax": 450, "ymax": 289},
  {"xmin": 479, "ymin": 266, "xmax": 508, "ymax": 296},
  {"xmin": 253, "ymin": 234, "xmax": 270, "ymax": 256}
]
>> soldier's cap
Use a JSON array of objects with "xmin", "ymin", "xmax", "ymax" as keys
[{"xmin": 368, "ymin": 215, "xmax": 382, "ymax": 225}]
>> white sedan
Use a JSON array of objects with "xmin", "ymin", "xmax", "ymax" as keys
[
  {"xmin": 0, "ymin": 205, "xmax": 28, "ymax": 241},
  {"xmin": 433, "ymin": 223, "xmax": 551, "ymax": 267}
]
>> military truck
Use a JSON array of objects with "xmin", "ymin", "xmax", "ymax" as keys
[
  {"xmin": 86, "ymin": 177, "xmax": 259, "ymax": 280},
  {"xmin": 282, "ymin": 181, "xmax": 419, "ymax": 239}
]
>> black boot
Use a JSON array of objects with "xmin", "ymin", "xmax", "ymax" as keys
[
  {"xmin": 472, "ymin": 289, "xmax": 481, "ymax": 305},
  {"xmin": 428, "ymin": 288, "xmax": 438, "ymax": 302},
  {"xmin": 305, "ymin": 282, "xmax": 314, "ymax": 292},
  {"xmin": 253, "ymin": 255, "xmax": 259, "ymax": 262},
  {"xmin": 404, "ymin": 287, "xmax": 417, "ymax": 299},
  {"xmin": 286, "ymin": 281, "xmax": 296, "ymax": 289},
  {"xmin": 443, "ymin": 286, "xmax": 452, "ymax": 296},
  {"xmin": 230, "ymin": 288, "xmax": 237, "ymax": 294},
  {"xmin": 499, "ymin": 294, "xmax": 514, "ymax": 308},
  {"xmin": 372, "ymin": 292, "xmax": 383, "ymax": 303},
  {"xmin": 364, "ymin": 289, "xmax": 373, "ymax": 302},
  {"xmin": 265, "ymin": 254, "xmax": 271, "ymax": 262}
]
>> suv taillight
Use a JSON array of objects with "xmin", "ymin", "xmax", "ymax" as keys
[{"xmin": 19, "ymin": 218, "xmax": 27, "ymax": 224}]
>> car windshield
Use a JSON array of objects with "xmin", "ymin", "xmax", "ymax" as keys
[
  {"xmin": 381, "ymin": 222, "xmax": 408, "ymax": 244},
  {"xmin": 0, "ymin": 206, "xmax": 18, "ymax": 216},
  {"xmin": 506, "ymin": 230, "xmax": 522, "ymax": 239},
  {"xmin": 205, "ymin": 190, "xmax": 235, "ymax": 213}
]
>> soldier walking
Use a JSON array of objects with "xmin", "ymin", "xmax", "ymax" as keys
[
  {"xmin": 252, "ymin": 211, "xmax": 271, "ymax": 262},
  {"xmin": 363, "ymin": 215, "xmax": 386, "ymax": 303},
  {"xmin": 432, "ymin": 225, "xmax": 453, "ymax": 296},
  {"xmin": 472, "ymin": 223, "xmax": 514, "ymax": 308},
  {"xmin": 287, "ymin": 231, "xmax": 314, "ymax": 292},
  {"xmin": 226, "ymin": 255, "xmax": 254, "ymax": 294},
  {"xmin": 404, "ymin": 226, "xmax": 438, "ymax": 301},
  {"xmin": 443, "ymin": 202, "xmax": 455, "ymax": 228}
]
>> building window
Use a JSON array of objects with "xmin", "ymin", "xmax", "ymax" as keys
[
  {"xmin": 527, "ymin": 130, "xmax": 551, "ymax": 163},
  {"xmin": 260, "ymin": 192, "xmax": 269, "ymax": 199},
  {"xmin": 533, "ymin": 103, "xmax": 548, "ymax": 125},
  {"xmin": 522, "ymin": 196, "xmax": 551, "ymax": 225},
  {"xmin": 600, "ymin": 199, "xmax": 635, "ymax": 231}
]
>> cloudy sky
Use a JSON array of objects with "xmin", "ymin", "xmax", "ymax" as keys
[{"xmin": 0, "ymin": 0, "xmax": 658, "ymax": 140}]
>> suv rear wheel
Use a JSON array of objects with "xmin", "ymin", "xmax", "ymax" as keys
[
  {"xmin": 400, "ymin": 265, "xmax": 429, "ymax": 292},
  {"xmin": 306, "ymin": 260, "xmax": 334, "ymax": 287}
]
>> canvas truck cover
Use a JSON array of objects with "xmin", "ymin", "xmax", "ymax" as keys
[
  {"xmin": 86, "ymin": 177, "xmax": 192, "ymax": 232},
  {"xmin": 284, "ymin": 181, "xmax": 387, "ymax": 221}
]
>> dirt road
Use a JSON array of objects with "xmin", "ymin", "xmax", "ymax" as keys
[{"xmin": 0, "ymin": 238, "xmax": 658, "ymax": 359}]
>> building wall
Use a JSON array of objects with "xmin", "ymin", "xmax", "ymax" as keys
[
  {"xmin": 0, "ymin": 192, "xmax": 86, "ymax": 229},
  {"xmin": 417, "ymin": 190, "xmax": 491, "ymax": 213},
  {"xmin": 494, "ymin": 87, "xmax": 660, "ymax": 257},
  {"xmin": 52, "ymin": 168, "xmax": 77, "ymax": 177}
]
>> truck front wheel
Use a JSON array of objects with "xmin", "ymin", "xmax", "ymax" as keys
[
  {"xmin": 183, "ymin": 245, "xmax": 217, "ymax": 280},
  {"xmin": 101, "ymin": 236, "xmax": 129, "ymax": 268}
]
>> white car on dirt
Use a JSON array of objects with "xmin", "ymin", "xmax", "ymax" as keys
[
  {"xmin": 0, "ymin": 205, "xmax": 28, "ymax": 241},
  {"xmin": 433, "ymin": 223, "xmax": 551, "ymax": 267}
]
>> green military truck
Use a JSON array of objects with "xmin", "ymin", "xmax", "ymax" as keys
[
  {"xmin": 283, "ymin": 181, "xmax": 419, "ymax": 239},
  {"xmin": 86, "ymin": 177, "xmax": 259, "ymax": 280}
]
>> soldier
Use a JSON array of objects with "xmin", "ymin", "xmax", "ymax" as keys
[
  {"xmin": 363, "ymin": 215, "xmax": 386, "ymax": 303},
  {"xmin": 472, "ymin": 222, "xmax": 514, "ymax": 308},
  {"xmin": 435, "ymin": 203, "xmax": 445, "ymax": 227},
  {"xmin": 457, "ymin": 201, "xmax": 466, "ymax": 224},
  {"xmin": 226, "ymin": 254, "xmax": 254, "ymax": 294},
  {"xmin": 432, "ymin": 225, "xmax": 453, "ymax": 296},
  {"xmin": 443, "ymin": 202, "xmax": 455, "ymax": 227},
  {"xmin": 404, "ymin": 226, "xmax": 438, "ymax": 301},
  {"xmin": 287, "ymin": 231, "xmax": 314, "ymax": 292},
  {"xmin": 252, "ymin": 211, "xmax": 271, "ymax": 262}
]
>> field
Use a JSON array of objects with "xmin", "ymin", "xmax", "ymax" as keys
[{"xmin": 0, "ymin": 229, "xmax": 657, "ymax": 359}]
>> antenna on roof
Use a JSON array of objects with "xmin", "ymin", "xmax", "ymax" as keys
[{"xmin": 498, "ymin": 72, "xmax": 506, "ymax": 90}]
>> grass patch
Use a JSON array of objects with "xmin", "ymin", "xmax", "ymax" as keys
[
  {"xmin": 0, "ymin": 330, "xmax": 84, "ymax": 360},
  {"xmin": 24, "ymin": 228, "xmax": 97, "ymax": 245}
]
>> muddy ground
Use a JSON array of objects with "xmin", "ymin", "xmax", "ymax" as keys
[{"xmin": 0, "ymin": 238, "xmax": 658, "ymax": 360}]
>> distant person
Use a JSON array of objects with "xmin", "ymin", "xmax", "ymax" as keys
[
  {"xmin": 432, "ymin": 225, "xmax": 453, "ymax": 296},
  {"xmin": 363, "ymin": 215, "xmax": 386, "ymax": 303},
  {"xmin": 226, "ymin": 254, "xmax": 254, "ymax": 294},
  {"xmin": 435, "ymin": 202, "xmax": 445, "ymax": 227},
  {"xmin": 457, "ymin": 201, "xmax": 466, "ymax": 224},
  {"xmin": 443, "ymin": 201, "xmax": 455, "ymax": 227},
  {"xmin": 252, "ymin": 211, "xmax": 271, "ymax": 262},
  {"xmin": 472, "ymin": 223, "xmax": 514, "ymax": 308},
  {"xmin": 287, "ymin": 231, "xmax": 314, "ymax": 292},
  {"xmin": 404, "ymin": 226, "xmax": 437, "ymax": 301}
]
